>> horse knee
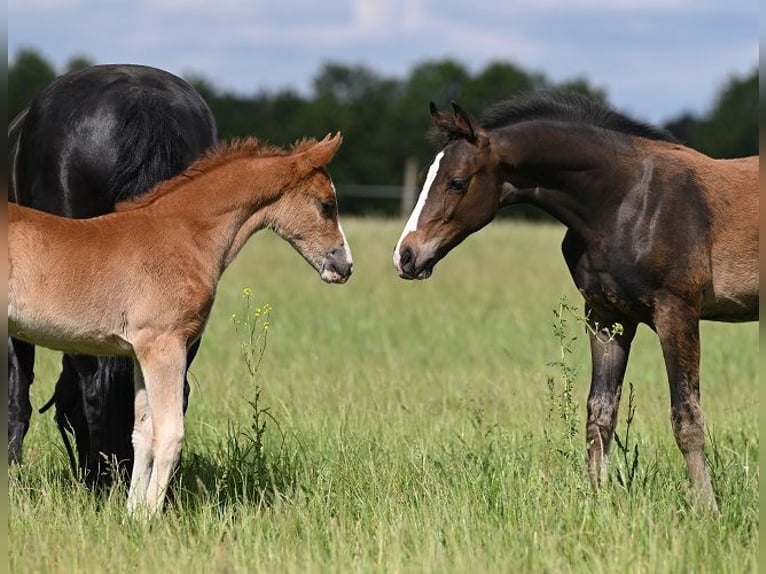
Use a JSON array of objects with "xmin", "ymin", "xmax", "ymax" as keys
[
  {"xmin": 586, "ymin": 394, "xmax": 619, "ymax": 450},
  {"xmin": 131, "ymin": 404, "xmax": 153, "ymax": 454},
  {"xmin": 156, "ymin": 426, "xmax": 184, "ymax": 461},
  {"xmin": 670, "ymin": 402, "xmax": 706, "ymax": 454}
]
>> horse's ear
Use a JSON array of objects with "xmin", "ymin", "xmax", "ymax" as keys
[
  {"xmin": 430, "ymin": 101, "xmax": 446, "ymax": 122},
  {"xmin": 430, "ymin": 101, "xmax": 456, "ymax": 135},
  {"xmin": 451, "ymin": 101, "xmax": 478, "ymax": 144},
  {"xmin": 304, "ymin": 132, "xmax": 343, "ymax": 168},
  {"xmin": 429, "ymin": 101, "xmax": 483, "ymax": 145},
  {"xmin": 452, "ymin": 101, "xmax": 484, "ymax": 144}
]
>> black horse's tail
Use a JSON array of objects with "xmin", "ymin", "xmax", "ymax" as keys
[
  {"xmin": 107, "ymin": 92, "xmax": 215, "ymax": 202},
  {"xmin": 39, "ymin": 394, "xmax": 79, "ymax": 479}
]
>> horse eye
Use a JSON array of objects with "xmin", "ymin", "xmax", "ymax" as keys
[
  {"xmin": 320, "ymin": 199, "xmax": 336, "ymax": 218},
  {"xmin": 448, "ymin": 177, "xmax": 469, "ymax": 193}
]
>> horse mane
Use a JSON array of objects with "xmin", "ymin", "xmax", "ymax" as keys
[
  {"xmin": 475, "ymin": 90, "xmax": 679, "ymax": 143},
  {"xmin": 115, "ymin": 137, "xmax": 318, "ymax": 211}
]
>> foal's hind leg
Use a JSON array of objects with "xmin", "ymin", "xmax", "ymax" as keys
[
  {"xmin": 133, "ymin": 337, "xmax": 187, "ymax": 517},
  {"xmin": 584, "ymin": 313, "xmax": 637, "ymax": 488},
  {"xmin": 8, "ymin": 337, "xmax": 35, "ymax": 466},
  {"xmin": 654, "ymin": 296, "xmax": 718, "ymax": 513}
]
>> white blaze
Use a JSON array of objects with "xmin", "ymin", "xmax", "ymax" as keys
[
  {"xmin": 393, "ymin": 150, "xmax": 444, "ymax": 269},
  {"xmin": 333, "ymin": 182, "xmax": 353, "ymax": 266}
]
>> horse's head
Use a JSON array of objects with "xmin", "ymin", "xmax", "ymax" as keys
[
  {"xmin": 275, "ymin": 132, "xmax": 353, "ymax": 284},
  {"xmin": 393, "ymin": 103, "xmax": 509, "ymax": 280}
]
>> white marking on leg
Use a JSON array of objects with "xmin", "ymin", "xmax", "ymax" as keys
[{"xmin": 393, "ymin": 150, "xmax": 444, "ymax": 270}]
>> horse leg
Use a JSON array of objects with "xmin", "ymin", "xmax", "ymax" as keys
[
  {"xmin": 51, "ymin": 354, "xmax": 90, "ymax": 476},
  {"xmin": 183, "ymin": 337, "xmax": 202, "ymax": 414},
  {"xmin": 135, "ymin": 337, "xmax": 187, "ymax": 517},
  {"xmin": 62, "ymin": 355, "xmax": 133, "ymax": 487},
  {"xmin": 585, "ymin": 314, "xmax": 637, "ymax": 488},
  {"xmin": 8, "ymin": 337, "xmax": 35, "ymax": 466},
  {"xmin": 127, "ymin": 360, "xmax": 153, "ymax": 515},
  {"xmin": 653, "ymin": 296, "xmax": 718, "ymax": 513},
  {"xmin": 86, "ymin": 357, "xmax": 134, "ymax": 486}
]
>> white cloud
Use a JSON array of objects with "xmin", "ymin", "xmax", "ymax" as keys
[
  {"xmin": 8, "ymin": 0, "xmax": 757, "ymax": 122},
  {"xmin": 9, "ymin": 0, "xmax": 82, "ymax": 8}
]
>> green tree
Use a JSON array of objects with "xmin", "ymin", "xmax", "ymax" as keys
[
  {"xmin": 462, "ymin": 60, "xmax": 544, "ymax": 114},
  {"xmin": 65, "ymin": 55, "xmax": 95, "ymax": 73},
  {"xmin": 9, "ymin": 49, "xmax": 56, "ymax": 119},
  {"xmin": 312, "ymin": 62, "xmax": 385, "ymax": 104},
  {"xmin": 664, "ymin": 68, "xmax": 757, "ymax": 158}
]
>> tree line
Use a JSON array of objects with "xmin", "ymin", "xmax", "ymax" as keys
[{"xmin": 9, "ymin": 49, "xmax": 757, "ymax": 217}]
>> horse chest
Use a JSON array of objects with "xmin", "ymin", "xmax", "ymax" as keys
[
  {"xmin": 575, "ymin": 274, "xmax": 646, "ymax": 322},
  {"xmin": 563, "ymin": 235, "xmax": 654, "ymax": 323}
]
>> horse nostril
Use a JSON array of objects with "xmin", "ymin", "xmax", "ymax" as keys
[
  {"xmin": 326, "ymin": 247, "xmax": 352, "ymax": 278},
  {"xmin": 400, "ymin": 246, "xmax": 413, "ymax": 268}
]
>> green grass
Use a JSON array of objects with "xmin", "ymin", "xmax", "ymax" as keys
[{"xmin": 10, "ymin": 219, "xmax": 758, "ymax": 573}]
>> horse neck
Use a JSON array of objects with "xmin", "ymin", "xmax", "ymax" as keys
[
  {"xmin": 147, "ymin": 155, "xmax": 294, "ymax": 270},
  {"xmin": 493, "ymin": 122, "xmax": 639, "ymax": 239}
]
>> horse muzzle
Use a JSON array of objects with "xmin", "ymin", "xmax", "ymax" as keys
[
  {"xmin": 394, "ymin": 246, "xmax": 435, "ymax": 280},
  {"xmin": 320, "ymin": 246, "xmax": 353, "ymax": 284}
]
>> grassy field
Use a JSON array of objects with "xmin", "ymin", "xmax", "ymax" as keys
[{"xmin": 9, "ymin": 218, "xmax": 758, "ymax": 573}]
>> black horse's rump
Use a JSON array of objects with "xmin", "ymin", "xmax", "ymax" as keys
[{"xmin": 8, "ymin": 64, "xmax": 218, "ymax": 487}]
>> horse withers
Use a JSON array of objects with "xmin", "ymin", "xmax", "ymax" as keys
[
  {"xmin": 8, "ymin": 64, "xmax": 218, "ymax": 486},
  {"xmin": 9, "ymin": 133, "xmax": 352, "ymax": 517},
  {"xmin": 393, "ymin": 91, "xmax": 758, "ymax": 512}
]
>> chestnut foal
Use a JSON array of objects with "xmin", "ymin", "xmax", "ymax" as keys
[{"xmin": 9, "ymin": 133, "xmax": 353, "ymax": 517}]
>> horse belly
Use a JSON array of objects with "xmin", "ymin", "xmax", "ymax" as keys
[
  {"xmin": 701, "ymin": 244, "xmax": 759, "ymax": 321},
  {"xmin": 8, "ymin": 295, "xmax": 133, "ymax": 357},
  {"xmin": 9, "ymin": 240, "xmax": 133, "ymax": 356},
  {"xmin": 701, "ymin": 262, "xmax": 759, "ymax": 322}
]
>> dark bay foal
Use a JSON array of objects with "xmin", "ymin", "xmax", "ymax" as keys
[{"xmin": 394, "ymin": 91, "xmax": 757, "ymax": 512}]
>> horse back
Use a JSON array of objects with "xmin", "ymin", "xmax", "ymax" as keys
[{"xmin": 9, "ymin": 64, "xmax": 218, "ymax": 217}]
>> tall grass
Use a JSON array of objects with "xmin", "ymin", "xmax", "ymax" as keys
[{"xmin": 10, "ymin": 219, "xmax": 758, "ymax": 573}]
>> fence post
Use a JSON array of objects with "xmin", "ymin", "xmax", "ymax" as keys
[{"xmin": 401, "ymin": 156, "xmax": 418, "ymax": 218}]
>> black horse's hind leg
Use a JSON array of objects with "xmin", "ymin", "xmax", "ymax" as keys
[
  {"xmin": 60, "ymin": 340, "xmax": 200, "ymax": 489},
  {"xmin": 53, "ymin": 355, "xmax": 94, "ymax": 475},
  {"xmin": 8, "ymin": 337, "xmax": 35, "ymax": 466},
  {"xmin": 59, "ymin": 355, "xmax": 134, "ymax": 488},
  {"xmin": 183, "ymin": 338, "xmax": 202, "ymax": 413},
  {"xmin": 584, "ymin": 312, "xmax": 637, "ymax": 488},
  {"xmin": 653, "ymin": 295, "xmax": 718, "ymax": 512}
]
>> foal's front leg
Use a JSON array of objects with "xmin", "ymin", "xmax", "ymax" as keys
[
  {"xmin": 654, "ymin": 296, "xmax": 718, "ymax": 513},
  {"xmin": 133, "ymin": 337, "xmax": 187, "ymax": 517},
  {"xmin": 585, "ymin": 312, "xmax": 637, "ymax": 488}
]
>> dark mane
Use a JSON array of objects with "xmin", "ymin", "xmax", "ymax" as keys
[
  {"xmin": 478, "ymin": 90, "xmax": 679, "ymax": 143},
  {"xmin": 116, "ymin": 137, "xmax": 317, "ymax": 211}
]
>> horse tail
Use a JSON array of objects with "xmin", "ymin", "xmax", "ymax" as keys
[
  {"xmin": 107, "ymin": 91, "xmax": 216, "ymax": 202},
  {"xmin": 40, "ymin": 394, "xmax": 79, "ymax": 479}
]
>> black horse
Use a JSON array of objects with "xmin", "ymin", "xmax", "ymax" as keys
[{"xmin": 8, "ymin": 64, "xmax": 218, "ymax": 487}]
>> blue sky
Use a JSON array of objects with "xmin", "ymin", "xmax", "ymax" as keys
[{"xmin": 8, "ymin": 0, "xmax": 758, "ymax": 124}]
